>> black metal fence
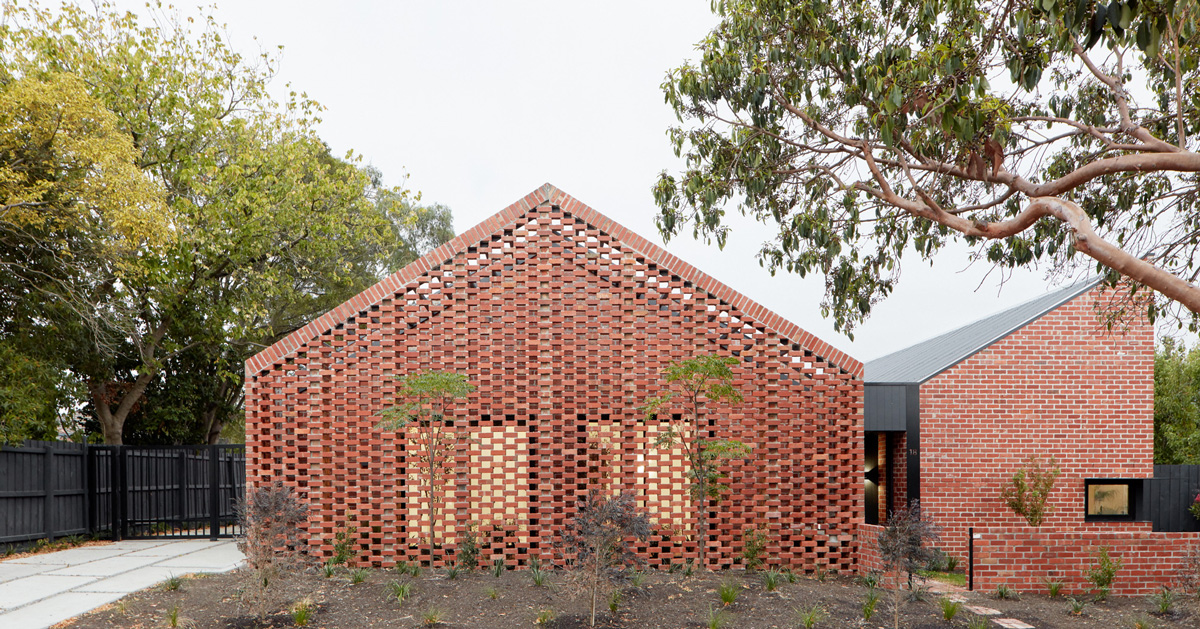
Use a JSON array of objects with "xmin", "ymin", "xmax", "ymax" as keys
[
  {"xmin": 1148, "ymin": 464, "xmax": 1200, "ymax": 533},
  {"xmin": 0, "ymin": 440, "xmax": 244, "ymax": 545}
]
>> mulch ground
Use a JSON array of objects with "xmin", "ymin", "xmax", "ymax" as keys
[{"xmin": 64, "ymin": 565, "xmax": 1198, "ymax": 628}]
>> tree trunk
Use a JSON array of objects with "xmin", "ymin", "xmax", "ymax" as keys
[{"xmin": 90, "ymin": 370, "xmax": 155, "ymax": 445}]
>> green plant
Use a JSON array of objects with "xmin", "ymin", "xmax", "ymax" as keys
[
  {"xmin": 492, "ymin": 558, "xmax": 506, "ymax": 578},
  {"xmin": 350, "ymin": 567, "xmax": 369, "ymax": 584},
  {"xmin": 422, "ymin": 606, "xmax": 444, "ymax": 625},
  {"xmin": 559, "ymin": 492, "xmax": 653, "ymax": 626},
  {"xmin": 1043, "ymin": 577, "xmax": 1065, "ymax": 598},
  {"xmin": 1068, "ymin": 597, "xmax": 1087, "ymax": 615},
  {"xmin": 386, "ymin": 580, "xmax": 413, "ymax": 604},
  {"xmin": 858, "ymin": 572, "xmax": 881, "ymax": 590},
  {"xmin": 330, "ymin": 521, "xmax": 358, "ymax": 568},
  {"xmin": 1000, "ymin": 456, "xmax": 1061, "ymax": 527},
  {"xmin": 783, "ymin": 567, "xmax": 798, "ymax": 583},
  {"xmin": 795, "ymin": 604, "xmax": 827, "ymax": 629},
  {"xmin": 236, "ymin": 483, "xmax": 311, "ymax": 617},
  {"xmin": 741, "ymin": 526, "xmax": 770, "ymax": 570},
  {"xmin": 945, "ymin": 555, "xmax": 959, "ymax": 572},
  {"xmin": 718, "ymin": 578, "xmax": 739, "ymax": 606},
  {"xmin": 814, "ymin": 566, "xmax": 829, "ymax": 582},
  {"xmin": 641, "ymin": 354, "xmax": 749, "ymax": 569},
  {"xmin": 456, "ymin": 524, "xmax": 480, "ymax": 571},
  {"xmin": 395, "ymin": 560, "xmax": 411, "ymax": 576},
  {"xmin": 682, "ymin": 558, "xmax": 697, "ymax": 577},
  {"xmin": 1149, "ymin": 587, "xmax": 1177, "ymax": 615},
  {"xmin": 706, "ymin": 603, "xmax": 729, "ymax": 629},
  {"xmin": 1094, "ymin": 586, "xmax": 1111, "ymax": 602},
  {"xmin": 968, "ymin": 616, "xmax": 990, "ymax": 629},
  {"xmin": 530, "ymin": 557, "xmax": 549, "ymax": 587},
  {"xmin": 535, "ymin": 608, "xmax": 555, "ymax": 625},
  {"xmin": 630, "ymin": 571, "xmax": 647, "ymax": 588},
  {"xmin": 291, "ymin": 598, "xmax": 314, "ymax": 626},
  {"xmin": 877, "ymin": 502, "xmax": 940, "ymax": 629},
  {"xmin": 994, "ymin": 584, "xmax": 1019, "ymax": 600},
  {"xmin": 484, "ymin": 585, "xmax": 499, "ymax": 599},
  {"xmin": 763, "ymin": 568, "xmax": 782, "ymax": 592},
  {"xmin": 162, "ymin": 575, "xmax": 183, "ymax": 591},
  {"xmin": 445, "ymin": 562, "xmax": 460, "ymax": 580},
  {"xmin": 1190, "ymin": 493, "xmax": 1200, "ymax": 521},
  {"xmin": 608, "ymin": 589, "xmax": 621, "ymax": 614},
  {"xmin": 377, "ymin": 370, "xmax": 476, "ymax": 558},
  {"xmin": 862, "ymin": 589, "xmax": 880, "ymax": 621},
  {"xmin": 165, "ymin": 604, "xmax": 182, "ymax": 628},
  {"xmin": 1087, "ymin": 546, "xmax": 1123, "ymax": 595},
  {"xmin": 410, "ymin": 564, "xmax": 422, "ymax": 578},
  {"xmin": 1130, "ymin": 614, "xmax": 1158, "ymax": 629},
  {"xmin": 939, "ymin": 597, "xmax": 962, "ymax": 621}
]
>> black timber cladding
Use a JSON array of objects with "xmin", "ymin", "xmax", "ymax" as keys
[{"xmin": 1148, "ymin": 465, "xmax": 1200, "ymax": 533}]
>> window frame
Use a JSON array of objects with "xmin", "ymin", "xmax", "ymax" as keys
[{"xmin": 1083, "ymin": 478, "xmax": 1142, "ymax": 522}]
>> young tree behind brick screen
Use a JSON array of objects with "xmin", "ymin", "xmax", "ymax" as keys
[
  {"xmin": 377, "ymin": 370, "xmax": 475, "ymax": 562},
  {"xmin": 642, "ymin": 354, "xmax": 750, "ymax": 569},
  {"xmin": 560, "ymin": 491, "xmax": 653, "ymax": 627}
]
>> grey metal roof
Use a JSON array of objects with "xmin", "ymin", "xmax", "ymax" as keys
[{"xmin": 864, "ymin": 278, "xmax": 1102, "ymax": 384}]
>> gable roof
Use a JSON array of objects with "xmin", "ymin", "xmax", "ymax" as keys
[
  {"xmin": 245, "ymin": 184, "xmax": 862, "ymax": 378},
  {"xmin": 863, "ymin": 278, "xmax": 1102, "ymax": 384}
]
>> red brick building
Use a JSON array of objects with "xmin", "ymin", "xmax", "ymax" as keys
[
  {"xmin": 244, "ymin": 184, "xmax": 863, "ymax": 570},
  {"xmin": 863, "ymin": 282, "xmax": 1196, "ymax": 595}
]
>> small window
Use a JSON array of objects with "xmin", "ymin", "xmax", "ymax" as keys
[{"xmin": 1085, "ymin": 479, "xmax": 1141, "ymax": 522}]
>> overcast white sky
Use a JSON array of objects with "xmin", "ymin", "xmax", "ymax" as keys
[{"xmin": 112, "ymin": 0, "xmax": 1078, "ymax": 361}]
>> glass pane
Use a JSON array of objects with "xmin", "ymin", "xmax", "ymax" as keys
[{"xmin": 1088, "ymin": 484, "xmax": 1130, "ymax": 516}]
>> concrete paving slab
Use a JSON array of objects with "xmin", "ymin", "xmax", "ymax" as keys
[
  {"xmin": 4, "ymin": 545, "xmax": 129, "ymax": 566},
  {"xmin": 0, "ymin": 562, "xmax": 53, "ymax": 583},
  {"xmin": 966, "ymin": 605, "xmax": 1002, "ymax": 616},
  {"xmin": 0, "ymin": 590, "xmax": 124, "ymax": 629},
  {"xmin": 995, "ymin": 619, "xmax": 1036, "ymax": 629},
  {"xmin": 0, "ymin": 574, "xmax": 97, "ymax": 609},
  {"xmin": 156, "ymin": 542, "xmax": 242, "ymax": 571},
  {"xmin": 45, "ymin": 554, "xmax": 164, "ymax": 577},
  {"xmin": 74, "ymin": 566, "xmax": 185, "ymax": 594},
  {"xmin": 121, "ymin": 539, "xmax": 222, "ymax": 557}
]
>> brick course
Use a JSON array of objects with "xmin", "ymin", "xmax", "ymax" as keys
[
  {"xmin": 919, "ymin": 286, "xmax": 1155, "ymax": 563},
  {"xmin": 245, "ymin": 185, "xmax": 864, "ymax": 570}
]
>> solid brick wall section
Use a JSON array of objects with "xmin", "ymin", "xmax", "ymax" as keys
[
  {"xmin": 245, "ymin": 187, "xmax": 864, "ymax": 571},
  {"xmin": 919, "ymin": 286, "xmax": 1155, "ymax": 561},
  {"xmin": 971, "ymin": 527, "xmax": 1198, "ymax": 596},
  {"xmin": 856, "ymin": 523, "xmax": 885, "ymax": 575}
]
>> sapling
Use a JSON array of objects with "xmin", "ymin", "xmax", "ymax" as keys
[
  {"xmin": 560, "ymin": 491, "xmax": 652, "ymax": 626},
  {"xmin": 1000, "ymin": 456, "xmax": 1061, "ymax": 527},
  {"xmin": 236, "ymin": 483, "xmax": 310, "ymax": 617},
  {"xmin": 876, "ymin": 501, "xmax": 940, "ymax": 629},
  {"xmin": 642, "ymin": 354, "xmax": 749, "ymax": 570},
  {"xmin": 377, "ymin": 370, "xmax": 475, "ymax": 565}
]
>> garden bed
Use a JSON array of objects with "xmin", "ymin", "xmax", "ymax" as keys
[{"xmin": 65, "ymin": 565, "xmax": 1197, "ymax": 628}]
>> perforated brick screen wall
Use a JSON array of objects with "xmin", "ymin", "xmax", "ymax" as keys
[{"xmin": 245, "ymin": 186, "xmax": 864, "ymax": 571}]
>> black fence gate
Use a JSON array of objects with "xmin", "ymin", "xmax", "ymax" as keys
[{"xmin": 0, "ymin": 441, "xmax": 244, "ymax": 545}]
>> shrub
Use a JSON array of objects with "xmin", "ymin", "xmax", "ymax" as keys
[
  {"xmin": 1000, "ymin": 455, "xmax": 1061, "ymax": 527},
  {"xmin": 994, "ymin": 584, "xmax": 1019, "ymax": 600},
  {"xmin": 939, "ymin": 597, "xmax": 962, "ymax": 620},
  {"xmin": 491, "ymin": 558, "xmax": 505, "ymax": 578},
  {"xmin": 1086, "ymin": 546, "xmax": 1123, "ymax": 596},
  {"xmin": 876, "ymin": 501, "xmax": 940, "ymax": 629},
  {"xmin": 1129, "ymin": 614, "xmax": 1157, "ymax": 629},
  {"xmin": 1149, "ymin": 587, "xmax": 1177, "ymax": 615},
  {"xmin": 292, "ymin": 598, "xmax": 314, "ymax": 626},
  {"xmin": 795, "ymin": 604, "xmax": 826, "ymax": 628},
  {"xmin": 330, "ymin": 520, "xmax": 358, "ymax": 568},
  {"xmin": 559, "ymin": 491, "xmax": 652, "ymax": 626},
  {"xmin": 422, "ymin": 606, "xmax": 444, "ymax": 625},
  {"xmin": 235, "ymin": 482, "xmax": 310, "ymax": 617},
  {"xmin": 862, "ymin": 588, "xmax": 880, "ymax": 621},
  {"xmin": 445, "ymin": 562, "xmax": 461, "ymax": 580},
  {"xmin": 1043, "ymin": 577, "xmax": 1065, "ymax": 598},
  {"xmin": 718, "ymin": 578, "xmax": 739, "ymax": 605},
  {"xmin": 1190, "ymin": 493, "xmax": 1200, "ymax": 520},
  {"xmin": 1179, "ymin": 541, "xmax": 1200, "ymax": 597},
  {"xmin": 629, "ymin": 570, "xmax": 647, "ymax": 588},
  {"xmin": 741, "ymin": 526, "xmax": 770, "ymax": 570},
  {"xmin": 456, "ymin": 524, "xmax": 480, "ymax": 571},
  {"xmin": 350, "ymin": 567, "xmax": 369, "ymax": 584},
  {"xmin": 1067, "ymin": 597, "xmax": 1087, "ymax": 615},
  {"xmin": 386, "ymin": 580, "xmax": 413, "ymax": 604},
  {"xmin": 706, "ymin": 603, "xmax": 729, "ymax": 629},
  {"xmin": 944, "ymin": 554, "xmax": 960, "ymax": 572},
  {"xmin": 608, "ymin": 589, "xmax": 621, "ymax": 615},
  {"xmin": 762, "ymin": 567, "xmax": 782, "ymax": 592}
]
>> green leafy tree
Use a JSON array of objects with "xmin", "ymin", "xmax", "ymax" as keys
[
  {"xmin": 656, "ymin": 0, "xmax": 1200, "ymax": 337},
  {"xmin": 2, "ymin": 2, "xmax": 444, "ymax": 443},
  {"xmin": 642, "ymin": 354, "xmax": 750, "ymax": 569},
  {"xmin": 1154, "ymin": 337, "xmax": 1200, "ymax": 464},
  {"xmin": 377, "ymin": 370, "xmax": 476, "ymax": 562},
  {"xmin": 1000, "ymin": 455, "xmax": 1062, "ymax": 526}
]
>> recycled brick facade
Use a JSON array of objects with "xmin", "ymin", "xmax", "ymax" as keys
[
  {"xmin": 918, "ymin": 286, "xmax": 1156, "ymax": 563},
  {"xmin": 971, "ymin": 527, "xmax": 1197, "ymax": 596},
  {"xmin": 244, "ymin": 185, "xmax": 864, "ymax": 571}
]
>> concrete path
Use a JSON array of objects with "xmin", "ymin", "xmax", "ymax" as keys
[{"xmin": 0, "ymin": 539, "xmax": 244, "ymax": 629}]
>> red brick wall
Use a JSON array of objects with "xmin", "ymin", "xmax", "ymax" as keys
[
  {"xmin": 856, "ymin": 523, "xmax": 885, "ymax": 575},
  {"xmin": 245, "ymin": 188, "xmax": 863, "ymax": 571},
  {"xmin": 919, "ymin": 286, "xmax": 1155, "ymax": 562},
  {"xmin": 971, "ymin": 527, "xmax": 1198, "ymax": 596}
]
